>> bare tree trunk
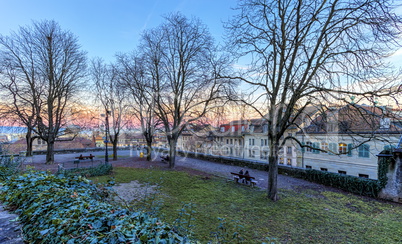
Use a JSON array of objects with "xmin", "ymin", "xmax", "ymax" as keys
[
  {"xmin": 168, "ymin": 139, "xmax": 177, "ymax": 168},
  {"xmin": 146, "ymin": 140, "xmax": 152, "ymax": 161},
  {"xmin": 112, "ymin": 141, "xmax": 118, "ymax": 161},
  {"xmin": 46, "ymin": 141, "xmax": 55, "ymax": 164},
  {"xmin": 267, "ymin": 142, "xmax": 279, "ymax": 201},
  {"xmin": 25, "ymin": 130, "xmax": 33, "ymax": 157}
]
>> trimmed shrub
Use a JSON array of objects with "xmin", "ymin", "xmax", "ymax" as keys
[{"xmin": 58, "ymin": 163, "xmax": 113, "ymax": 177}]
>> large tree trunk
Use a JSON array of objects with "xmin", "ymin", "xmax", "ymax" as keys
[
  {"xmin": 112, "ymin": 142, "xmax": 118, "ymax": 161},
  {"xmin": 267, "ymin": 142, "xmax": 279, "ymax": 201},
  {"xmin": 146, "ymin": 140, "xmax": 153, "ymax": 161},
  {"xmin": 168, "ymin": 139, "xmax": 177, "ymax": 168},
  {"xmin": 25, "ymin": 130, "xmax": 33, "ymax": 157},
  {"xmin": 46, "ymin": 141, "xmax": 55, "ymax": 164}
]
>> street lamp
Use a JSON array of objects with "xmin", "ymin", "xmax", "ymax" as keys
[{"xmin": 104, "ymin": 110, "xmax": 111, "ymax": 163}]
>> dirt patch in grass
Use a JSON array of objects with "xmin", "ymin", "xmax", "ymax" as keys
[{"xmin": 112, "ymin": 180, "xmax": 159, "ymax": 203}]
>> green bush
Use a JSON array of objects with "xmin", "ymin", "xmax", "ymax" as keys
[
  {"xmin": 278, "ymin": 167, "xmax": 381, "ymax": 198},
  {"xmin": 59, "ymin": 163, "xmax": 113, "ymax": 177},
  {"xmin": 0, "ymin": 155, "xmax": 22, "ymax": 180},
  {"xmin": 0, "ymin": 171, "xmax": 193, "ymax": 243}
]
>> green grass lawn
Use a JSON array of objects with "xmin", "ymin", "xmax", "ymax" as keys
[{"xmin": 91, "ymin": 167, "xmax": 402, "ymax": 243}]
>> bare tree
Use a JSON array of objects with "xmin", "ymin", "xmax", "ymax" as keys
[
  {"xmin": 115, "ymin": 52, "xmax": 160, "ymax": 161},
  {"xmin": 140, "ymin": 13, "xmax": 232, "ymax": 168},
  {"xmin": 0, "ymin": 20, "xmax": 86, "ymax": 163},
  {"xmin": 91, "ymin": 58, "xmax": 129, "ymax": 161},
  {"xmin": 225, "ymin": 0, "xmax": 402, "ymax": 201}
]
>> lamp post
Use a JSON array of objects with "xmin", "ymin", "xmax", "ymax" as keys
[{"xmin": 104, "ymin": 110, "xmax": 111, "ymax": 163}]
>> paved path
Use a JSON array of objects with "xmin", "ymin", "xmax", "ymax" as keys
[
  {"xmin": 172, "ymin": 155, "xmax": 324, "ymax": 190},
  {"xmin": 0, "ymin": 206, "xmax": 24, "ymax": 244}
]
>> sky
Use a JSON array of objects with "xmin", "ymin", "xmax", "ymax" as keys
[{"xmin": 0, "ymin": 0, "xmax": 237, "ymax": 62}]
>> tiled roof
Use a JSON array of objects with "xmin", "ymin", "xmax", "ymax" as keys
[{"xmin": 301, "ymin": 104, "xmax": 402, "ymax": 134}]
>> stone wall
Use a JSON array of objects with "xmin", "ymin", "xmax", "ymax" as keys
[{"xmin": 378, "ymin": 148, "xmax": 402, "ymax": 203}]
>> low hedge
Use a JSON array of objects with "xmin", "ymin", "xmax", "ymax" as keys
[
  {"xmin": 278, "ymin": 167, "xmax": 380, "ymax": 198},
  {"xmin": 175, "ymin": 150, "xmax": 383, "ymax": 198},
  {"xmin": 0, "ymin": 171, "xmax": 193, "ymax": 243},
  {"xmin": 58, "ymin": 163, "xmax": 113, "ymax": 178}
]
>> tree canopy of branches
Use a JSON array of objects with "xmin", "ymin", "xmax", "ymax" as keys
[
  {"xmin": 226, "ymin": 0, "xmax": 402, "ymax": 201},
  {"xmin": 140, "ymin": 13, "xmax": 232, "ymax": 168},
  {"xmin": 91, "ymin": 58, "xmax": 129, "ymax": 161},
  {"xmin": 0, "ymin": 20, "xmax": 86, "ymax": 163},
  {"xmin": 115, "ymin": 52, "xmax": 160, "ymax": 161}
]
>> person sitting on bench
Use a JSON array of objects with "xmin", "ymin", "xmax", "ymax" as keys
[
  {"xmin": 239, "ymin": 168, "xmax": 245, "ymax": 182},
  {"xmin": 244, "ymin": 170, "xmax": 251, "ymax": 184}
]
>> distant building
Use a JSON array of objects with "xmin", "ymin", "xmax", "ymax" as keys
[
  {"xmin": 0, "ymin": 126, "xmax": 27, "ymax": 142},
  {"xmin": 297, "ymin": 104, "xmax": 402, "ymax": 179},
  {"xmin": 175, "ymin": 104, "xmax": 402, "ymax": 180}
]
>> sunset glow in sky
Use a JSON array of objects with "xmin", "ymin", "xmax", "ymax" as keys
[{"xmin": 0, "ymin": 0, "xmax": 236, "ymax": 62}]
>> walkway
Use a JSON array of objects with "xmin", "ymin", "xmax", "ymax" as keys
[{"xmin": 173, "ymin": 155, "xmax": 325, "ymax": 190}]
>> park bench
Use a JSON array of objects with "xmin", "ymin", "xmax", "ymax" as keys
[
  {"xmin": 160, "ymin": 155, "xmax": 169, "ymax": 163},
  {"xmin": 230, "ymin": 172, "xmax": 257, "ymax": 187},
  {"xmin": 74, "ymin": 154, "xmax": 95, "ymax": 163}
]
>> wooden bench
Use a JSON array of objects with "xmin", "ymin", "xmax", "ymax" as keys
[
  {"xmin": 75, "ymin": 154, "xmax": 95, "ymax": 162},
  {"xmin": 230, "ymin": 172, "xmax": 257, "ymax": 186},
  {"xmin": 160, "ymin": 155, "xmax": 169, "ymax": 163}
]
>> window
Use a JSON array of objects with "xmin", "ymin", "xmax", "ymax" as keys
[
  {"xmin": 380, "ymin": 118, "xmax": 391, "ymax": 129},
  {"xmin": 321, "ymin": 142, "xmax": 328, "ymax": 153},
  {"xmin": 264, "ymin": 139, "xmax": 268, "ymax": 146},
  {"xmin": 232, "ymin": 126, "xmax": 235, "ymax": 132},
  {"xmin": 338, "ymin": 170, "xmax": 347, "ymax": 175},
  {"xmin": 287, "ymin": 158, "xmax": 292, "ymax": 165},
  {"xmin": 358, "ymin": 174, "xmax": 369, "ymax": 178},
  {"xmin": 261, "ymin": 139, "xmax": 264, "ymax": 146},
  {"xmin": 241, "ymin": 126, "xmax": 245, "ymax": 132},
  {"xmin": 328, "ymin": 143, "xmax": 337, "ymax": 155},
  {"xmin": 347, "ymin": 144, "xmax": 353, "ymax": 157},
  {"xmin": 320, "ymin": 168, "xmax": 328, "ymax": 171},
  {"xmin": 263, "ymin": 125, "xmax": 268, "ymax": 133},
  {"xmin": 226, "ymin": 139, "xmax": 229, "ymax": 144},
  {"xmin": 220, "ymin": 127, "xmax": 225, "ymax": 132},
  {"xmin": 230, "ymin": 139, "xmax": 233, "ymax": 144},
  {"xmin": 313, "ymin": 142, "xmax": 320, "ymax": 154},
  {"xmin": 306, "ymin": 141, "xmax": 313, "ymax": 152},
  {"xmin": 286, "ymin": 146, "xmax": 292, "ymax": 155},
  {"xmin": 339, "ymin": 143, "xmax": 347, "ymax": 154},
  {"xmin": 260, "ymin": 151, "xmax": 268, "ymax": 159},
  {"xmin": 358, "ymin": 144, "xmax": 370, "ymax": 158}
]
